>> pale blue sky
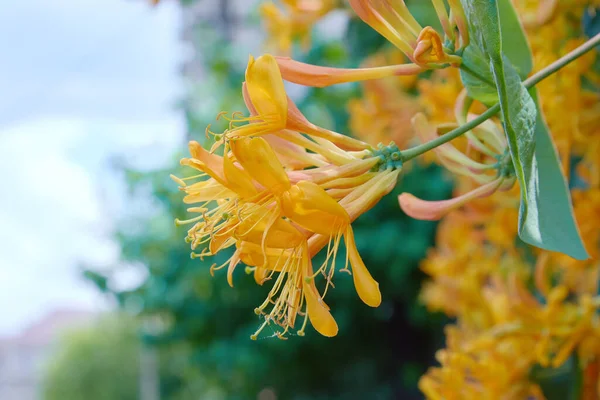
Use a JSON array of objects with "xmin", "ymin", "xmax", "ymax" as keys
[{"xmin": 0, "ymin": 0, "xmax": 183, "ymax": 335}]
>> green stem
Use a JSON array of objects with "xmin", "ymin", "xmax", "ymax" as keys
[{"xmin": 401, "ymin": 32, "xmax": 600, "ymax": 163}]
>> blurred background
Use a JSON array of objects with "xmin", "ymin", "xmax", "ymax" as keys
[{"xmin": 0, "ymin": 0, "xmax": 452, "ymax": 399}]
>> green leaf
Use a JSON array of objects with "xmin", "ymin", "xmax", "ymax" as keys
[
  {"xmin": 460, "ymin": 0, "xmax": 588, "ymax": 259},
  {"xmin": 459, "ymin": 45, "xmax": 498, "ymax": 105},
  {"xmin": 497, "ymin": 0, "xmax": 533, "ymax": 77},
  {"xmin": 530, "ymin": 355, "xmax": 583, "ymax": 400},
  {"xmin": 495, "ymin": 64, "xmax": 539, "ymax": 249},
  {"xmin": 459, "ymin": 0, "xmax": 532, "ymax": 103},
  {"xmin": 520, "ymin": 90, "xmax": 589, "ymax": 260},
  {"xmin": 461, "ymin": 0, "xmax": 537, "ymax": 250}
]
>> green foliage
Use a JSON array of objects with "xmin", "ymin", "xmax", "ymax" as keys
[
  {"xmin": 497, "ymin": 0, "xmax": 533, "ymax": 78},
  {"xmin": 459, "ymin": 0, "xmax": 587, "ymax": 259},
  {"xmin": 530, "ymin": 355, "xmax": 583, "ymax": 400},
  {"xmin": 345, "ymin": 17, "xmax": 388, "ymax": 61},
  {"xmin": 521, "ymin": 90, "xmax": 589, "ymax": 260},
  {"xmin": 42, "ymin": 316, "xmax": 140, "ymax": 400},
  {"xmin": 459, "ymin": 45, "xmax": 498, "ymax": 105}
]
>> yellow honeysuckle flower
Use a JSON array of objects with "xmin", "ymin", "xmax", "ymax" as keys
[
  {"xmin": 232, "ymin": 136, "xmax": 382, "ymax": 305},
  {"xmin": 174, "ymin": 124, "xmax": 402, "ymax": 338},
  {"xmin": 214, "ymin": 54, "xmax": 370, "ymax": 152}
]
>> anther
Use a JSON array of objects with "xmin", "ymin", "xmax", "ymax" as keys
[{"xmin": 169, "ymin": 174, "xmax": 186, "ymax": 187}]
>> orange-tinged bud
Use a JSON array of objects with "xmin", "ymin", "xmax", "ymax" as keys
[
  {"xmin": 399, "ymin": 178, "xmax": 504, "ymax": 221},
  {"xmin": 276, "ymin": 56, "xmax": 424, "ymax": 88}
]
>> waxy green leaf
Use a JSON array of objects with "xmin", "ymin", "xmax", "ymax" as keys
[
  {"xmin": 459, "ymin": 0, "xmax": 588, "ymax": 259},
  {"xmin": 497, "ymin": 0, "xmax": 533, "ymax": 77},
  {"xmin": 459, "ymin": 45, "xmax": 498, "ymax": 105},
  {"xmin": 520, "ymin": 91, "xmax": 588, "ymax": 260}
]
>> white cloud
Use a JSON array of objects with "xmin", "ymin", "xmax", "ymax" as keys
[
  {"xmin": 0, "ymin": 115, "xmax": 183, "ymax": 336},
  {"xmin": 0, "ymin": 0, "xmax": 188, "ymax": 337}
]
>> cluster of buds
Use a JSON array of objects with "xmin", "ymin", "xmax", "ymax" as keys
[
  {"xmin": 173, "ymin": 55, "xmax": 402, "ymax": 338},
  {"xmin": 400, "ymin": 90, "xmax": 516, "ymax": 221}
]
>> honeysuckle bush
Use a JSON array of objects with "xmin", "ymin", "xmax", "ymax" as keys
[
  {"xmin": 86, "ymin": 1, "xmax": 452, "ymax": 398},
  {"xmin": 92, "ymin": 0, "xmax": 600, "ymax": 398},
  {"xmin": 169, "ymin": 0, "xmax": 600, "ymax": 398}
]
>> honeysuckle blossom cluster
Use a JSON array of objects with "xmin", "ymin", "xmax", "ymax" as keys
[
  {"xmin": 171, "ymin": 0, "xmax": 479, "ymax": 340},
  {"xmin": 173, "ymin": 54, "xmax": 401, "ymax": 338}
]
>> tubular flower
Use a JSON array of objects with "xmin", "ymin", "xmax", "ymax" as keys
[
  {"xmin": 260, "ymin": 0, "xmax": 337, "ymax": 54},
  {"xmin": 210, "ymin": 54, "xmax": 369, "ymax": 152},
  {"xmin": 399, "ymin": 112, "xmax": 514, "ymax": 221},
  {"xmin": 273, "ymin": 0, "xmax": 468, "ymax": 88},
  {"xmin": 174, "ymin": 57, "xmax": 404, "ymax": 337}
]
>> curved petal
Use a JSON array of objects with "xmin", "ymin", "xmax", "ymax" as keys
[
  {"xmin": 245, "ymin": 54, "xmax": 288, "ymax": 125},
  {"xmin": 226, "ymin": 250, "xmax": 242, "ymax": 287},
  {"xmin": 223, "ymin": 151, "xmax": 258, "ymax": 198},
  {"xmin": 281, "ymin": 181, "xmax": 350, "ymax": 235},
  {"xmin": 345, "ymin": 227, "xmax": 381, "ymax": 307},
  {"xmin": 302, "ymin": 244, "xmax": 338, "ymax": 337},
  {"xmin": 230, "ymin": 137, "xmax": 291, "ymax": 195}
]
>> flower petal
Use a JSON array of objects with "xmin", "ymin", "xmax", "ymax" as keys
[
  {"xmin": 223, "ymin": 151, "xmax": 258, "ymax": 198},
  {"xmin": 345, "ymin": 227, "xmax": 381, "ymax": 307},
  {"xmin": 276, "ymin": 56, "xmax": 424, "ymax": 88},
  {"xmin": 281, "ymin": 180, "xmax": 350, "ymax": 235},
  {"xmin": 302, "ymin": 245, "xmax": 338, "ymax": 337},
  {"xmin": 245, "ymin": 54, "xmax": 288, "ymax": 124},
  {"xmin": 230, "ymin": 137, "xmax": 291, "ymax": 195}
]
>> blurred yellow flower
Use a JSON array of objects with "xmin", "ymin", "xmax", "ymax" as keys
[{"xmin": 261, "ymin": 0, "xmax": 337, "ymax": 54}]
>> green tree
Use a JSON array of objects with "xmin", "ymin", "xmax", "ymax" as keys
[{"xmin": 43, "ymin": 316, "xmax": 140, "ymax": 400}]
